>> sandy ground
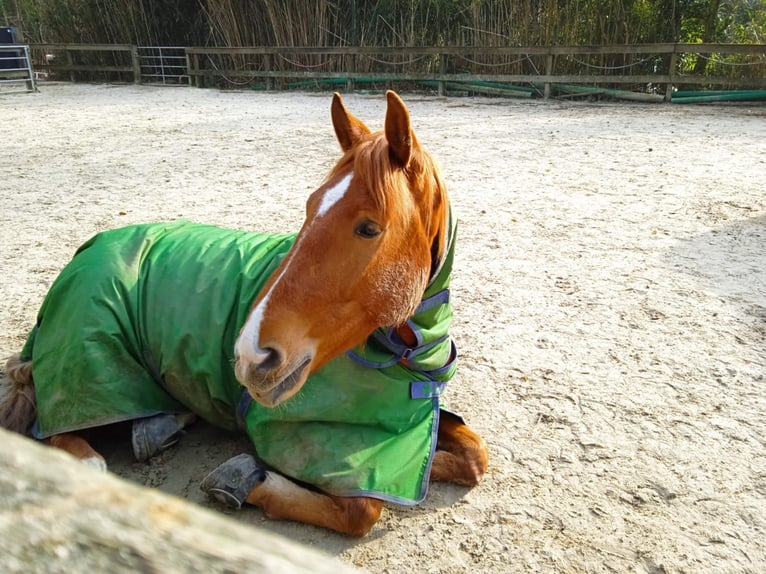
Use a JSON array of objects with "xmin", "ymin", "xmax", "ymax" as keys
[{"xmin": 1, "ymin": 83, "xmax": 765, "ymax": 573}]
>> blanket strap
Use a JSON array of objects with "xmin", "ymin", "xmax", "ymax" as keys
[
  {"xmin": 347, "ymin": 288, "xmax": 453, "ymax": 370},
  {"xmin": 236, "ymin": 392, "xmax": 253, "ymax": 431}
]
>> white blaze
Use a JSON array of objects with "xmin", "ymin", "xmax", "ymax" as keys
[
  {"xmin": 317, "ymin": 173, "xmax": 352, "ymax": 217},
  {"xmin": 235, "ymin": 173, "xmax": 353, "ymax": 365},
  {"xmin": 235, "ymin": 292, "xmax": 273, "ymax": 364}
]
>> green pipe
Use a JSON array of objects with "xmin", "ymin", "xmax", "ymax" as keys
[
  {"xmin": 420, "ymin": 80, "xmax": 534, "ymax": 98},
  {"xmin": 673, "ymin": 89, "xmax": 766, "ymax": 97},
  {"xmin": 673, "ymin": 89, "xmax": 766, "ymax": 98},
  {"xmin": 284, "ymin": 78, "xmax": 347, "ymax": 88},
  {"xmin": 550, "ymin": 83, "xmax": 664, "ymax": 102},
  {"xmin": 671, "ymin": 90, "xmax": 766, "ymax": 103},
  {"xmin": 445, "ymin": 82, "xmax": 532, "ymax": 98},
  {"xmin": 452, "ymin": 79, "xmax": 536, "ymax": 93}
]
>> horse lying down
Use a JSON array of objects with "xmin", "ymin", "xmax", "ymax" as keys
[{"xmin": 0, "ymin": 91, "xmax": 488, "ymax": 537}]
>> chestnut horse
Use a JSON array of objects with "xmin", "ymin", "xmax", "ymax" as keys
[{"xmin": 0, "ymin": 91, "xmax": 487, "ymax": 537}]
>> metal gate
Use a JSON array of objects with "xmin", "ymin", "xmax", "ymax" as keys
[
  {"xmin": 0, "ymin": 44, "xmax": 36, "ymax": 93},
  {"xmin": 137, "ymin": 46, "xmax": 189, "ymax": 85}
]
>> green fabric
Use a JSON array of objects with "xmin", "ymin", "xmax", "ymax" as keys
[
  {"xmin": 28, "ymin": 221, "xmax": 293, "ymax": 435},
  {"xmin": 26, "ymin": 219, "xmax": 456, "ymax": 504}
]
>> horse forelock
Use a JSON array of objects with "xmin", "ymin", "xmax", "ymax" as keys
[{"xmin": 326, "ymin": 131, "xmax": 449, "ymax": 262}]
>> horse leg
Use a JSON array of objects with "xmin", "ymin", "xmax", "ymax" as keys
[
  {"xmin": 47, "ymin": 432, "xmax": 107, "ymax": 472},
  {"xmin": 201, "ymin": 454, "xmax": 383, "ymax": 537},
  {"xmin": 430, "ymin": 410, "xmax": 489, "ymax": 486},
  {"xmin": 246, "ymin": 474, "xmax": 383, "ymax": 537}
]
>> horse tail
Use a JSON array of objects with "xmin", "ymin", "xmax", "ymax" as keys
[{"xmin": 0, "ymin": 354, "xmax": 37, "ymax": 434}]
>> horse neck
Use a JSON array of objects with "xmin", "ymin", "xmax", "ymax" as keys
[{"xmin": 395, "ymin": 198, "xmax": 453, "ymax": 347}]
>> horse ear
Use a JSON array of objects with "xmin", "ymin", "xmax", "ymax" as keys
[
  {"xmin": 384, "ymin": 90, "xmax": 414, "ymax": 167},
  {"xmin": 331, "ymin": 92, "xmax": 371, "ymax": 152}
]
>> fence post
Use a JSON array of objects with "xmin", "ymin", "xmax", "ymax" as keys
[
  {"xmin": 200, "ymin": 53, "xmax": 208, "ymax": 88},
  {"xmin": 438, "ymin": 46, "xmax": 446, "ymax": 97},
  {"xmin": 264, "ymin": 53, "xmax": 274, "ymax": 90},
  {"xmin": 345, "ymin": 52, "xmax": 354, "ymax": 93},
  {"xmin": 131, "ymin": 45, "xmax": 141, "ymax": 84},
  {"xmin": 184, "ymin": 50, "xmax": 192, "ymax": 86},
  {"xmin": 665, "ymin": 45, "xmax": 677, "ymax": 102},
  {"xmin": 66, "ymin": 48, "xmax": 75, "ymax": 83},
  {"xmin": 191, "ymin": 53, "xmax": 200, "ymax": 88},
  {"xmin": 544, "ymin": 50, "xmax": 553, "ymax": 99},
  {"xmin": 23, "ymin": 45, "xmax": 36, "ymax": 92}
]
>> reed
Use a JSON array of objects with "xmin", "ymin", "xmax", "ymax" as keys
[
  {"xmin": 4, "ymin": 0, "xmax": 762, "ymax": 85},
  {"xmin": 5, "ymin": 0, "xmax": 756, "ymax": 48}
]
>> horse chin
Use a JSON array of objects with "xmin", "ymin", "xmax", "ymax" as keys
[{"xmin": 246, "ymin": 356, "xmax": 312, "ymax": 408}]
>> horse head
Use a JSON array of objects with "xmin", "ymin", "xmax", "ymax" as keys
[{"xmin": 234, "ymin": 91, "xmax": 449, "ymax": 407}]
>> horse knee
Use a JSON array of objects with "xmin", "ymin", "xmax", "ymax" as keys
[
  {"xmin": 338, "ymin": 497, "xmax": 384, "ymax": 538},
  {"xmin": 454, "ymin": 429, "xmax": 489, "ymax": 486},
  {"xmin": 432, "ymin": 444, "xmax": 488, "ymax": 486},
  {"xmin": 462, "ymin": 436, "xmax": 489, "ymax": 486},
  {"xmin": 435, "ymin": 415, "xmax": 489, "ymax": 486}
]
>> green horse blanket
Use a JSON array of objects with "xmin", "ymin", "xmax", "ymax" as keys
[{"xmin": 24, "ymin": 219, "xmax": 457, "ymax": 504}]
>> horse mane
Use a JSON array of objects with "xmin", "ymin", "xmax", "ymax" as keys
[{"xmin": 326, "ymin": 131, "xmax": 449, "ymax": 265}]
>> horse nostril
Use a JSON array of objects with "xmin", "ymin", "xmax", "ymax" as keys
[{"xmin": 256, "ymin": 346, "xmax": 283, "ymax": 372}]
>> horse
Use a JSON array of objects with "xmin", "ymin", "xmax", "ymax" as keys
[{"xmin": 0, "ymin": 91, "xmax": 488, "ymax": 537}]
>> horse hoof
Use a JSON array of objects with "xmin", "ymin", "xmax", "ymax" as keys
[
  {"xmin": 200, "ymin": 453, "xmax": 266, "ymax": 510},
  {"xmin": 132, "ymin": 412, "xmax": 193, "ymax": 462},
  {"xmin": 81, "ymin": 455, "xmax": 107, "ymax": 473}
]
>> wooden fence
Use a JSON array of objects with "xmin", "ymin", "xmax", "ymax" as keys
[{"xmin": 28, "ymin": 43, "xmax": 766, "ymax": 101}]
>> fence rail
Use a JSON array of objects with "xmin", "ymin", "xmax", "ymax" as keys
[{"xmin": 27, "ymin": 43, "xmax": 766, "ymax": 101}]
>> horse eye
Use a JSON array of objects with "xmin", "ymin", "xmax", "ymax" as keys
[{"xmin": 355, "ymin": 220, "xmax": 382, "ymax": 239}]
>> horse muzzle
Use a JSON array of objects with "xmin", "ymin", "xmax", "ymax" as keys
[{"xmin": 235, "ymin": 350, "xmax": 313, "ymax": 407}]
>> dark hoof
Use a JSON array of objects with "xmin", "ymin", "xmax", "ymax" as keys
[
  {"xmin": 132, "ymin": 412, "xmax": 195, "ymax": 462},
  {"xmin": 200, "ymin": 453, "xmax": 266, "ymax": 510}
]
